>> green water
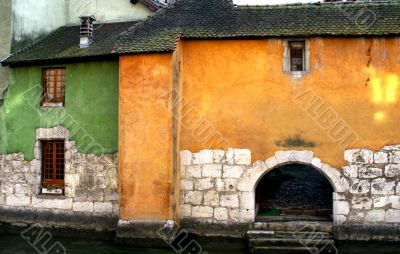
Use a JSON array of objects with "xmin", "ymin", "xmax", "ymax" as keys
[
  {"xmin": 1, "ymin": 234, "xmax": 400, "ymax": 254},
  {"xmin": 0, "ymin": 234, "xmax": 243, "ymax": 254}
]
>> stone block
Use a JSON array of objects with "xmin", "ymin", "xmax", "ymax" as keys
[
  {"xmin": 193, "ymin": 150, "xmax": 213, "ymax": 165},
  {"xmin": 374, "ymin": 197, "xmax": 390, "ymax": 208},
  {"xmin": 332, "ymin": 193, "xmax": 346, "ymax": 201},
  {"xmin": 181, "ymin": 180, "xmax": 194, "ymax": 191},
  {"xmin": 113, "ymin": 204, "xmax": 120, "ymax": 215},
  {"xmin": 222, "ymin": 165, "xmax": 244, "ymax": 179},
  {"xmin": 389, "ymin": 196, "xmax": 400, "ymax": 209},
  {"xmin": 180, "ymin": 150, "xmax": 192, "ymax": 166},
  {"xmin": 397, "ymin": 183, "xmax": 400, "ymax": 195},
  {"xmin": 358, "ymin": 167, "xmax": 382, "ymax": 179},
  {"xmin": 6, "ymin": 194, "xmax": 30, "ymax": 207},
  {"xmin": 214, "ymin": 207, "xmax": 228, "ymax": 221},
  {"xmin": 104, "ymin": 191, "xmax": 119, "ymax": 202},
  {"xmin": 311, "ymin": 157, "xmax": 323, "ymax": 170},
  {"xmin": 213, "ymin": 150, "xmax": 225, "ymax": 163},
  {"xmin": 366, "ymin": 210, "xmax": 385, "ymax": 222},
  {"xmin": 31, "ymin": 197, "xmax": 73, "ymax": 210},
  {"xmin": 349, "ymin": 179, "xmax": 370, "ymax": 194},
  {"xmin": 389, "ymin": 151, "xmax": 400, "ymax": 163},
  {"xmin": 374, "ymin": 152, "xmax": 388, "ymax": 164},
  {"xmin": 93, "ymin": 202, "xmax": 113, "ymax": 213},
  {"xmin": 382, "ymin": 145, "xmax": 400, "ymax": 151},
  {"xmin": 0, "ymin": 194, "xmax": 4, "ymax": 205},
  {"xmin": 344, "ymin": 149, "xmax": 373, "ymax": 165},
  {"xmin": 334, "ymin": 201, "xmax": 350, "ymax": 215},
  {"xmin": 351, "ymin": 197, "xmax": 372, "ymax": 210},
  {"xmin": 183, "ymin": 191, "xmax": 203, "ymax": 205},
  {"xmin": 180, "ymin": 204, "xmax": 191, "ymax": 218},
  {"xmin": 194, "ymin": 178, "xmax": 214, "ymax": 190},
  {"xmin": 225, "ymin": 148, "xmax": 234, "ymax": 164},
  {"xmin": 204, "ymin": 191, "xmax": 219, "ymax": 207},
  {"xmin": 265, "ymin": 157, "xmax": 279, "ymax": 169},
  {"xmin": 233, "ymin": 149, "xmax": 251, "ymax": 165},
  {"xmin": 342, "ymin": 165, "xmax": 358, "ymax": 178},
  {"xmin": 215, "ymin": 179, "xmax": 238, "ymax": 192},
  {"xmin": 202, "ymin": 164, "xmax": 222, "ymax": 178},
  {"xmin": 239, "ymin": 191, "xmax": 255, "ymax": 210},
  {"xmin": 371, "ymin": 178, "xmax": 395, "ymax": 195},
  {"xmin": 73, "ymin": 202, "xmax": 94, "ymax": 212},
  {"xmin": 186, "ymin": 165, "xmax": 202, "ymax": 178},
  {"xmin": 291, "ymin": 151, "xmax": 314, "ymax": 164},
  {"xmin": 334, "ymin": 215, "xmax": 347, "ymax": 225},
  {"xmin": 220, "ymin": 194, "xmax": 239, "ymax": 208},
  {"xmin": 386, "ymin": 209, "xmax": 400, "ymax": 223},
  {"xmin": 229, "ymin": 209, "xmax": 254, "ymax": 223},
  {"xmin": 192, "ymin": 206, "xmax": 213, "ymax": 218},
  {"xmin": 385, "ymin": 164, "xmax": 400, "ymax": 177}
]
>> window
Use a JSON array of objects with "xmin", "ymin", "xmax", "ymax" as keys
[
  {"xmin": 41, "ymin": 141, "xmax": 65, "ymax": 191},
  {"xmin": 42, "ymin": 68, "xmax": 66, "ymax": 106},
  {"xmin": 289, "ymin": 41, "xmax": 305, "ymax": 72}
]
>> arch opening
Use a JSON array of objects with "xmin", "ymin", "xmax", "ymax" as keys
[{"xmin": 255, "ymin": 163, "xmax": 334, "ymax": 221}]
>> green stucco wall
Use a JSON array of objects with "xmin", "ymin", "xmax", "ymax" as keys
[{"xmin": 0, "ymin": 61, "xmax": 119, "ymax": 160}]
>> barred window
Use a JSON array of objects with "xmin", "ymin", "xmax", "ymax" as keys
[
  {"xmin": 289, "ymin": 41, "xmax": 305, "ymax": 72},
  {"xmin": 41, "ymin": 141, "xmax": 65, "ymax": 188},
  {"xmin": 42, "ymin": 68, "xmax": 65, "ymax": 105}
]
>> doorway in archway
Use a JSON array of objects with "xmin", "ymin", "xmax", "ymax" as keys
[{"xmin": 255, "ymin": 164, "xmax": 333, "ymax": 221}]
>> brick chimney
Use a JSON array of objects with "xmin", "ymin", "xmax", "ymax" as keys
[{"xmin": 79, "ymin": 16, "xmax": 96, "ymax": 48}]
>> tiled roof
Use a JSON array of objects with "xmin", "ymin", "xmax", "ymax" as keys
[
  {"xmin": 114, "ymin": 0, "xmax": 400, "ymax": 54},
  {"xmin": 3, "ymin": 21, "xmax": 139, "ymax": 65},
  {"xmin": 3, "ymin": 0, "xmax": 400, "ymax": 64}
]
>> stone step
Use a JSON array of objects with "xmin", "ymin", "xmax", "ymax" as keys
[
  {"xmin": 247, "ymin": 230, "xmax": 333, "ymax": 240},
  {"xmin": 252, "ymin": 246, "xmax": 319, "ymax": 254},
  {"xmin": 249, "ymin": 237, "xmax": 334, "ymax": 247},
  {"xmin": 253, "ymin": 221, "xmax": 333, "ymax": 233}
]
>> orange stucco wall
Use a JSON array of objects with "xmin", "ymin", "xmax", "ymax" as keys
[
  {"xmin": 119, "ymin": 37, "xmax": 400, "ymax": 219},
  {"xmin": 119, "ymin": 54, "xmax": 174, "ymax": 220},
  {"xmin": 180, "ymin": 38, "xmax": 400, "ymax": 168}
]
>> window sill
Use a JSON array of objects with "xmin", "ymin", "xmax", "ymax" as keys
[
  {"xmin": 41, "ymin": 102, "xmax": 64, "ymax": 108},
  {"xmin": 286, "ymin": 71, "xmax": 309, "ymax": 78},
  {"xmin": 36, "ymin": 194, "xmax": 66, "ymax": 200}
]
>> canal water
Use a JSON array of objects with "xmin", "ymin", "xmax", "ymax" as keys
[{"xmin": 1, "ymin": 234, "xmax": 400, "ymax": 254}]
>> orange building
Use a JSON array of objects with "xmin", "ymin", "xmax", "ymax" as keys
[{"xmin": 115, "ymin": 0, "xmax": 400, "ymax": 246}]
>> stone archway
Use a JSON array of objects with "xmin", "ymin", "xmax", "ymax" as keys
[{"xmin": 237, "ymin": 150, "xmax": 349, "ymax": 225}]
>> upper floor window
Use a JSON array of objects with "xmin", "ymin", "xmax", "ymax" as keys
[
  {"xmin": 283, "ymin": 39, "xmax": 310, "ymax": 75},
  {"xmin": 289, "ymin": 41, "xmax": 305, "ymax": 72},
  {"xmin": 41, "ymin": 68, "xmax": 65, "ymax": 107}
]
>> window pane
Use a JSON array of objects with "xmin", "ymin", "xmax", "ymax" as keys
[
  {"xmin": 290, "ymin": 41, "xmax": 305, "ymax": 72},
  {"xmin": 42, "ymin": 68, "xmax": 65, "ymax": 104},
  {"xmin": 41, "ymin": 141, "xmax": 65, "ymax": 188}
]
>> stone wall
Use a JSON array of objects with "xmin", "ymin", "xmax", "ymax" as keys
[
  {"xmin": 335, "ymin": 146, "xmax": 400, "ymax": 240},
  {"xmin": 180, "ymin": 147, "xmax": 400, "ymax": 240},
  {"xmin": 180, "ymin": 148, "xmax": 255, "ymax": 224},
  {"xmin": 0, "ymin": 127, "xmax": 119, "ymax": 230}
]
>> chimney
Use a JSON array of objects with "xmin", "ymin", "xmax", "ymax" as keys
[{"xmin": 79, "ymin": 16, "xmax": 96, "ymax": 48}]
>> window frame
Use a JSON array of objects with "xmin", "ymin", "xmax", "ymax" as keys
[
  {"xmin": 283, "ymin": 39, "xmax": 310, "ymax": 75},
  {"xmin": 41, "ymin": 67, "xmax": 66, "ymax": 107},
  {"xmin": 289, "ymin": 41, "xmax": 306, "ymax": 72},
  {"xmin": 41, "ymin": 140, "xmax": 65, "ymax": 194}
]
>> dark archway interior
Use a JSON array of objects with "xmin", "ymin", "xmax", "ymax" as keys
[{"xmin": 256, "ymin": 164, "xmax": 333, "ymax": 217}]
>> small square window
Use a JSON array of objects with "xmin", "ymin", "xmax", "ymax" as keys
[
  {"xmin": 289, "ymin": 41, "xmax": 305, "ymax": 72},
  {"xmin": 41, "ymin": 140, "xmax": 65, "ymax": 195},
  {"xmin": 41, "ymin": 68, "xmax": 66, "ymax": 106}
]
